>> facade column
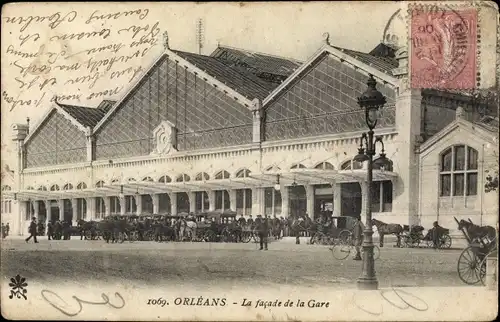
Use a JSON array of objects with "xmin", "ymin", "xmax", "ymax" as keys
[
  {"xmin": 135, "ymin": 195, "xmax": 143, "ymax": 214},
  {"xmin": 104, "ymin": 197, "xmax": 111, "ymax": 216},
  {"xmin": 119, "ymin": 196, "xmax": 126, "ymax": 215},
  {"xmin": 58, "ymin": 199, "xmax": 65, "ymax": 221},
  {"xmin": 251, "ymin": 187, "xmax": 264, "ymax": 216},
  {"xmin": 33, "ymin": 200, "xmax": 39, "ymax": 221},
  {"xmin": 229, "ymin": 189, "xmax": 237, "ymax": 212},
  {"xmin": 333, "ymin": 183, "xmax": 342, "ymax": 216},
  {"xmin": 71, "ymin": 198, "xmax": 78, "ymax": 220},
  {"xmin": 86, "ymin": 198, "xmax": 95, "ymax": 221},
  {"xmin": 170, "ymin": 193, "xmax": 177, "ymax": 215},
  {"xmin": 188, "ymin": 192, "xmax": 196, "ymax": 213},
  {"xmin": 151, "ymin": 194, "xmax": 159, "ymax": 214},
  {"xmin": 208, "ymin": 190, "xmax": 215, "ymax": 211},
  {"xmin": 305, "ymin": 185, "xmax": 315, "ymax": 218},
  {"xmin": 281, "ymin": 187, "xmax": 290, "ymax": 217}
]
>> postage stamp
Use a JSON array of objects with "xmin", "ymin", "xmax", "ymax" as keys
[
  {"xmin": 410, "ymin": 6, "xmax": 478, "ymax": 89},
  {"xmin": 1, "ymin": 1, "xmax": 498, "ymax": 321}
]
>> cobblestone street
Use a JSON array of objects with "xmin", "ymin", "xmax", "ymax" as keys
[{"xmin": 2, "ymin": 237, "xmax": 465, "ymax": 289}]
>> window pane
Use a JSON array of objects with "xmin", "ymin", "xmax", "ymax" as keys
[
  {"xmin": 236, "ymin": 190, "xmax": 244, "ymax": 215},
  {"xmin": 467, "ymin": 173, "xmax": 478, "ymax": 196},
  {"xmin": 264, "ymin": 188, "xmax": 273, "ymax": 215},
  {"xmin": 245, "ymin": 189, "xmax": 252, "ymax": 213},
  {"xmin": 440, "ymin": 174, "xmax": 451, "ymax": 196},
  {"xmin": 195, "ymin": 192, "xmax": 203, "ymax": 211},
  {"xmin": 371, "ymin": 182, "xmax": 381, "ymax": 212},
  {"xmin": 467, "ymin": 147, "xmax": 478, "ymax": 170},
  {"xmin": 441, "ymin": 149, "xmax": 452, "ymax": 171},
  {"xmin": 353, "ymin": 161, "xmax": 363, "ymax": 170},
  {"xmin": 453, "ymin": 174, "xmax": 465, "ymax": 196},
  {"xmin": 223, "ymin": 191, "xmax": 230, "ymax": 210},
  {"xmin": 454, "ymin": 145, "xmax": 465, "ymax": 170},
  {"xmin": 382, "ymin": 181, "xmax": 393, "ymax": 212},
  {"xmin": 215, "ymin": 191, "xmax": 223, "ymax": 210}
]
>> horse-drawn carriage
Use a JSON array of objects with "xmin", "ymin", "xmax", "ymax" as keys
[
  {"xmin": 401, "ymin": 224, "xmax": 452, "ymax": 249},
  {"xmin": 196, "ymin": 211, "xmax": 240, "ymax": 242},
  {"xmin": 311, "ymin": 216, "xmax": 356, "ymax": 245},
  {"xmin": 455, "ymin": 217, "xmax": 497, "ymax": 285}
]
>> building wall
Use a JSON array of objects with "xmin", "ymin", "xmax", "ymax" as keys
[
  {"xmin": 263, "ymin": 54, "xmax": 396, "ymax": 142},
  {"xmin": 24, "ymin": 111, "xmax": 87, "ymax": 168},
  {"xmin": 419, "ymin": 127, "xmax": 498, "ymax": 234},
  {"xmin": 94, "ymin": 56, "xmax": 253, "ymax": 160}
]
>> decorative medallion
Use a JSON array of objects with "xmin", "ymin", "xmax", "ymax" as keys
[{"xmin": 152, "ymin": 121, "xmax": 177, "ymax": 156}]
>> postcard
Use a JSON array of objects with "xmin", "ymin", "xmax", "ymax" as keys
[{"xmin": 1, "ymin": 1, "xmax": 498, "ymax": 321}]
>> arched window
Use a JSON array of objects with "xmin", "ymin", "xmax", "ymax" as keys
[
  {"xmin": 111, "ymin": 179, "xmax": 120, "ymax": 184},
  {"xmin": 1, "ymin": 185, "xmax": 12, "ymax": 191},
  {"xmin": 63, "ymin": 183, "xmax": 73, "ymax": 190},
  {"xmin": 440, "ymin": 145, "xmax": 478, "ymax": 197},
  {"xmin": 142, "ymin": 176, "xmax": 154, "ymax": 182},
  {"xmin": 95, "ymin": 181, "xmax": 105, "ymax": 188},
  {"xmin": 76, "ymin": 182, "xmax": 87, "ymax": 190},
  {"xmin": 290, "ymin": 163, "xmax": 306, "ymax": 169},
  {"xmin": 127, "ymin": 178, "xmax": 136, "ymax": 183},
  {"xmin": 176, "ymin": 174, "xmax": 191, "ymax": 182},
  {"xmin": 38, "ymin": 185, "xmax": 48, "ymax": 191},
  {"xmin": 215, "ymin": 170, "xmax": 230, "ymax": 180},
  {"xmin": 50, "ymin": 184, "xmax": 60, "ymax": 191},
  {"xmin": 159, "ymin": 175, "xmax": 172, "ymax": 183},
  {"xmin": 26, "ymin": 186, "xmax": 34, "ymax": 190},
  {"xmin": 340, "ymin": 159, "xmax": 363, "ymax": 170},
  {"xmin": 236, "ymin": 169, "xmax": 251, "ymax": 178},
  {"xmin": 195, "ymin": 172, "xmax": 210, "ymax": 181},
  {"xmin": 314, "ymin": 162, "xmax": 335, "ymax": 170}
]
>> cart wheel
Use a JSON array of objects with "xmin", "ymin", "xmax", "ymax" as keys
[
  {"xmin": 457, "ymin": 246, "xmax": 483, "ymax": 285},
  {"xmin": 440, "ymin": 234, "xmax": 452, "ymax": 249},
  {"xmin": 241, "ymin": 231, "xmax": 251, "ymax": 243},
  {"xmin": 338, "ymin": 230, "xmax": 352, "ymax": 245},
  {"xmin": 85, "ymin": 230, "xmax": 92, "ymax": 240},
  {"xmin": 129, "ymin": 231, "xmax": 138, "ymax": 243},
  {"xmin": 426, "ymin": 239, "xmax": 435, "ymax": 248},
  {"xmin": 118, "ymin": 232, "xmax": 126, "ymax": 243},
  {"xmin": 330, "ymin": 244, "xmax": 351, "ymax": 260},
  {"xmin": 204, "ymin": 230, "xmax": 216, "ymax": 242},
  {"xmin": 478, "ymin": 249, "xmax": 496, "ymax": 286}
]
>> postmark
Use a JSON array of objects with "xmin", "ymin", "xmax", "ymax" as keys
[{"xmin": 410, "ymin": 5, "xmax": 478, "ymax": 89}]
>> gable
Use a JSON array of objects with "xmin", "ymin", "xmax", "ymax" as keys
[
  {"xmin": 25, "ymin": 110, "xmax": 87, "ymax": 168},
  {"xmin": 94, "ymin": 55, "xmax": 253, "ymax": 160},
  {"xmin": 263, "ymin": 53, "xmax": 396, "ymax": 141}
]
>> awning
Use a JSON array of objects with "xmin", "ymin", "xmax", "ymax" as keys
[{"xmin": 11, "ymin": 169, "xmax": 398, "ymax": 201}]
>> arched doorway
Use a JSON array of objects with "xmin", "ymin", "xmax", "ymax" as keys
[
  {"xmin": 142, "ymin": 195, "xmax": 154, "ymax": 214},
  {"xmin": 176, "ymin": 192, "xmax": 190, "ymax": 213},
  {"xmin": 158, "ymin": 193, "xmax": 171, "ymax": 214}
]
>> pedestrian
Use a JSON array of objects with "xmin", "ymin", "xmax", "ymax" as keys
[
  {"xmin": 352, "ymin": 216, "xmax": 364, "ymax": 260},
  {"xmin": 1, "ymin": 223, "xmax": 5, "ymax": 239},
  {"xmin": 258, "ymin": 215, "xmax": 268, "ymax": 251},
  {"xmin": 5, "ymin": 223, "xmax": 10, "ymax": 237},
  {"xmin": 47, "ymin": 220, "xmax": 54, "ymax": 240},
  {"xmin": 25, "ymin": 217, "xmax": 39, "ymax": 243}
]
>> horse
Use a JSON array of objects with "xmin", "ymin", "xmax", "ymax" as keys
[
  {"xmin": 371, "ymin": 218, "xmax": 403, "ymax": 247},
  {"xmin": 180, "ymin": 218, "xmax": 198, "ymax": 241},
  {"xmin": 457, "ymin": 219, "xmax": 496, "ymax": 242}
]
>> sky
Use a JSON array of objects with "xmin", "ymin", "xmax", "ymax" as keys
[{"xmin": 1, "ymin": 1, "xmax": 404, "ymax": 171}]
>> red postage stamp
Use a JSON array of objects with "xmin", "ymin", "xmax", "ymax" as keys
[{"xmin": 410, "ymin": 7, "xmax": 477, "ymax": 89}]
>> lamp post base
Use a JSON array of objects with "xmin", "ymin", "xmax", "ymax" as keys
[{"xmin": 356, "ymin": 277, "xmax": 379, "ymax": 290}]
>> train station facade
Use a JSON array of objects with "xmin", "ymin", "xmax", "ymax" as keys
[{"xmin": 2, "ymin": 37, "xmax": 498, "ymax": 236}]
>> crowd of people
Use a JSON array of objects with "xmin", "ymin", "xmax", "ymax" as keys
[{"xmin": 1, "ymin": 222, "xmax": 10, "ymax": 239}]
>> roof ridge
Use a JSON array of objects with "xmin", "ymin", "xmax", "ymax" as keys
[
  {"xmin": 174, "ymin": 49, "xmax": 275, "ymax": 96},
  {"xmin": 215, "ymin": 45, "xmax": 303, "ymax": 64}
]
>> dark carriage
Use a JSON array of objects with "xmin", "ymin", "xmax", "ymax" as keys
[
  {"xmin": 311, "ymin": 216, "xmax": 356, "ymax": 246},
  {"xmin": 196, "ymin": 211, "xmax": 239, "ymax": 242},
  {"xmin": 455, "ymin": 217, "xmax": 497, "ymax": 285},
  {"xmin": 401, "ymin": 224, "xmax": 452, "ymax": 249}
]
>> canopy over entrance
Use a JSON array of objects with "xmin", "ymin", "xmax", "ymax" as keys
[{"xmin": 11, "ymin": 169, "xmax": 397, "ymax": 201}]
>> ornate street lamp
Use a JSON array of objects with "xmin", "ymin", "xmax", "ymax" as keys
[
  {"xmin": 355, "ymin": 75, "xmax": 387, "ymax": 290},
  {"xmin": 274, "ymin": 174, "xmax": 281, "ymax": 191}
]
